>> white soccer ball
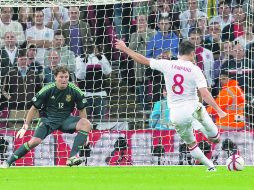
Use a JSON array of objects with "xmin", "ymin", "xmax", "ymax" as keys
[{"xmin": 226, "ymin": 154, "xmax": 244, "ymax": 171}]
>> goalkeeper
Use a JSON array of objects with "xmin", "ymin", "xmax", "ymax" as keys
[{"xmin": 1, "ymin": 66, "xmax": 91, "ymax": 168}]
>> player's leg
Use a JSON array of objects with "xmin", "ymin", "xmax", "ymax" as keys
[
  {"xmin": 71, "ymin": 117, "xmax": 91, "ymax": 157},
  {"xmin": 192, "ymin": 103, "xmax": 220, "ymax": 144},
  {"xmin": 175, "ymin": 123, "xmax": 215, "ymax": 170},
  {"xmin": 61, "ymin": 116, "xmax": 91, "ymax": 166},
  {"xmin": 3, "ymin": 121, "xmax": 52, "ymax": 167},
  {"xmin": 171, "ymin": 106, "xmax": 215, "ymax": 170}
]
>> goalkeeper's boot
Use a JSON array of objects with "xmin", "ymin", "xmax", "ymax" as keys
[
  {"xmin": 207, "ymin": 167, "xmax": 217, "ymax": 172},
  {"xmin": 0, "ymin": 161, "xmax": 10, "ymax": 169},
  {"xmin": 66, "ymin": 156, "xmax": 82, "ymax": 167}
]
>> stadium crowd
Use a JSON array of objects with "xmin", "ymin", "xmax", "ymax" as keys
[{"xmin": 0, "ymin": 0, "xmax": 253, "ymax": 130}]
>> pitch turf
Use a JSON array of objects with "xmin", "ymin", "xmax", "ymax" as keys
[{"xmin": 0, "ymin": 166, "xmax": 253, "ymax": 190}]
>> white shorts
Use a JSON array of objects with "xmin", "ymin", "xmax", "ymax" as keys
[{"xmin": 170, "ymin": 102, "xmax": 218, "ymax": 144}]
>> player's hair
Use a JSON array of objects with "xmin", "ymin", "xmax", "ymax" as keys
[
  {"xmin": 179, "ymin": 41, "xmax": 195, "ymax": 55},
  {"xmin": 53, "ymin": 66, "xmax": 70, "ymax": 76}
]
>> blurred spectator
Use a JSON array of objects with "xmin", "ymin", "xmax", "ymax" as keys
[
  {"xmin": 113, "ymin": 3, "xmax": 131, "ymax": 40},
  {"xmin": 149, "ymin": 87, "xmax": 174, "ymax": 130},
  {"xmin": 243, "ymin": 0, "xmax": 254, "ymax": 21},
  {"xmin": 26, "ymin": 43, "xmax": 43, "ymax": 74},
  {"xmin": 0, "ymin": 7, "xmax": 25, "ymax": 48},
  {"xmin": 113, "ymin": 3, "xmax": 124, "ymax": 39},
  {"xmin": 26, "ymin": 10, "xmax": 54, "ymax": 65},
  {"xmin": 18, "ymin": 7, "xmax": 33, "ymax": 31},
  {"xmin": 0, "ymin": 32, "xmax": 18, "ymax": 84},
  {"xmin": 204, "ymin": 22, "xmax": 221, "ymax": 60},
  {"xmin": 195, "ymin": 140, "xmax": 212, "ymax": 165},
  {"xmin": 209, "ymin": 1, "xmax": 233, "ymax": 31},
  {"xmin": 43, "ymin": 6, "xmax": 69, "ymax": 31},
  {"xmin": 60, "ymin": 6, "xmax": 91, "ymax": 57},
  {"xmin": 221, "ymin": 138, "xmax": 240, "ymax": 158},
  {"xmin": 189, "ymin": 29, "xmax": 214, "ymax": 87},
  {"xmin": 44, "ymin": 31, "xmax": 76, "ymax": 77},
  {"xmin": 178, "ymin": 142, "xmax": 192, "ymax": 165},
  {"xmin": 146, "ymin": 17, "xmax": 179, "ymax": 58},
  {"xmin": 179, "ymin": 0, "xmax": 207, "ymax": 39},
  {"xmin": 232, "ymin": 0, "xmax": 249, "ymax": 7},
  {"xmin": 246, "ymin": 40, "xmax": 254, "ymax": 60},
  {"xmin": 207, "ymin": 70, "xmax": 245, "ymax": 130},
  {"xmin": 220, "ymin": 40, "xmax": 234, "ymax": 65},
  {"xmin": 157, "ymin": 50, "xmax": 177, "ymax": 60},
  {"xmin": 132, "ymin": 0, "xmax": 151, "ymax": 18},
  {"xmin": 129, "ymin": 15, "xmax": 156, "ymax": 110},
  {"xmin": 188, "ymin": 16, "xmax": 209, "ymax": 39},
  {"xmin": 148, "ymin": 0, "xmax": 180, "ymax": 34},
  {"xmin": 0, "ymin": 134, "xmax": 9, "ymax": 162},
  {"xmin": 221, "ymin": 43, "xmax": 254, "ymax": 97},
  {"xmin": 105, "ymin": 137, "xmax": 132, "ymax": 166},
  {"xmin": 212, "ymin": 40, "xmax": 234, "ymax": 96},
  {"xmin": 221, "ymin": 5, "xmax": 246, "ymax": 42},
  {"xmin": 75, "ymin": 39, "xmax": 112, "ymax": 119},
  {"xmin": 173, "ymin": 0, "xmax": 208, "ymax": 13},
  {"xmin": 234, "ymin": 23, "xmax": 254, "ymax": 49},
  {"xmin": 1, "ymin": 49, "xmax": 42, "ymax": 110},
  {"xmin": 151, "ymin": 137, "xmax": 165, "ymax": 165},
  {"xmin": 43, "ymin": 50, "xmax": 60, "ymax": 84}
]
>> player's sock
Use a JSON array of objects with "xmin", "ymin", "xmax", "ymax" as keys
[
  {"xmin": 208, "ymin": 131, "xmax": 220, "ymax": 144},
  {"xmin": 189, "ymin": 143, "xmax": 214, "ymax": 168},
  {"xmin": 70, "ymin": 130, "xmax": 88, "ymax": 157},
  {"xmin": 6, "ymin": 142, "xmax": 31, "ymax": 165}
]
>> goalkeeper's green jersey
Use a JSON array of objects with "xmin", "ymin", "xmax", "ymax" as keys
[{"xmin": 32, "ymin": 82, "xmax": 87, "ymax": 127}]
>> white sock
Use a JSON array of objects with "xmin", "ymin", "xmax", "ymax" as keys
[{"xmin": 190, "ymin": 144, "xmax": 214, "ymax": 168}]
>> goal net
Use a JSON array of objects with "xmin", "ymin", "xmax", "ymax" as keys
[{"xmin": 0, "ymin": 0, "xmax": 253, "ymax": 166}]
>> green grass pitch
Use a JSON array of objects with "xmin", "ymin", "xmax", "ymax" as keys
[{"xmin": 0, "ymin": 166, "xmax": 253, "ymax": 190}]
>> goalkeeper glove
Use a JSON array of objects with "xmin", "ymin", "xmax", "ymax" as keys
[{"xmin": 16, "ymin": 123, "xmax": 29, "ymax": 139}]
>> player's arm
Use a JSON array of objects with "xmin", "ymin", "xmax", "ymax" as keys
[
  {"xmin": 199, "ymin": 87, "xmax": 227, "ymax": 118},
  {"xmin": 79, "ymin": 108, "xmax": 87, "ymax": 119},
  {"xmin": 74, "ymin": 87, "xmax": 89, "ymax": 119},
  {"xmin": 115, "ymin": 39, "xmax": 150, "ymax": 66},
  {"xmin": 16, "ymin": 106, "xmax": 39, "ymax": 139}
]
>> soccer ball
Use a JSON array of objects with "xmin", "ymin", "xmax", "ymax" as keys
[{"xmin": 226, "ymin": 154, "xmax": 244, "ymax": 171}]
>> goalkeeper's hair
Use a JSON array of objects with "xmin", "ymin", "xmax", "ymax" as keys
[
  {"xmin": 179, "ymin": 41, "xmax": 195, "ymax": 56},
  {"xmin": 53, "ymin": 66, "xmax": 70, "ymax": 76}
]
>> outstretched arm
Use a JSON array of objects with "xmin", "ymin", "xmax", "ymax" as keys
[
  {"xmin": 24, "ymin": 106, "xmax": 39, "ymax": 126},
  {"xmin": 115, "ymin": 39, "xmax": 150, "ymax": 66}
]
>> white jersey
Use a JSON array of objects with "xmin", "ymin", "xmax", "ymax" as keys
[
  {"xmin": 26, "ymin": 26, "xmax": 54, "ymax": 65},
  {"xmin": 150, "ymin": 58, "xmax": 207, "ymax": 108}
]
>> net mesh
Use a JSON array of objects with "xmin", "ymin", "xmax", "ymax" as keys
[{"xmin": 0, "ymin": 0, "xmax": 253, "ymax": 166}]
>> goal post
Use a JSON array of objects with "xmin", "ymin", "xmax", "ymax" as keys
[{"xmin": 0, "ymin": 0, "xmax": 253, "ymax": 166}]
